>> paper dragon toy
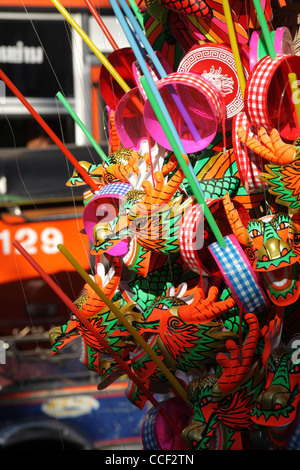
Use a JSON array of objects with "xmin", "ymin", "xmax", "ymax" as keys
[{"xmin": 9, "ymin": 0, "xmax": 300, "ymax": 451}]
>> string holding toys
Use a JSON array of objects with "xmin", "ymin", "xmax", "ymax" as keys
[{"xmin": 10, "ymin": 0, "xmax": 300, "ymax": 450}]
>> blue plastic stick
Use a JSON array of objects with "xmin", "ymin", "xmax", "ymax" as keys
[
  {"xmin": 110, "ymin": 0, "xmax": 201, "ymax": 145},
  {"xmin": 118, "ymin": 0, "xmax": 166, "ymax": 79},
  {"xmin": 108, "ymin": 0, "xmax": 216, "ymax": 238}
]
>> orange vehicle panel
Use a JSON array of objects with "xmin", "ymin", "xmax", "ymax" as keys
[
  {"xmin": 0, "ymin": 214, "xmax": 90, "ymax": 284},
  {"xmin": 0, "ymin": 208, "xmax": 92, "ymax": 336}
]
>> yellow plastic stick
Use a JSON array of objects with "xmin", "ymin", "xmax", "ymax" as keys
[
  {"xmin": 222, "ymin": 0, "xmax": 246, "ymax": 98},
  {"xmin": 289, "ymin": 73, "xmax": 300, "ymax": 130},
  {"xmin": 57, "ymin": 243, "xmax": 191, "ymax": 407},
  {"xmin": 50, "ymin": 0, "xmax": 130, "ymax": 94}
]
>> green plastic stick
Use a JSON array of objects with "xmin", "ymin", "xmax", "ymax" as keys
[
  {"xmin": 56, "ymin": 91, "xmax": 107, "ymax": 163},
  {"xmin": 252, "ymin": 0, "xmax": 276, "ymax": 59},
  {"xmin": 127, "ymin": 0, "xmax": 145, "ymax": 29},
  {"xmin": 139, "ymin": 75, "xmax": 226, "ymax": 248}
]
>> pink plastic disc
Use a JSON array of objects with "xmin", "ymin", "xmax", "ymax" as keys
[
  {"xmin": 115, "ymin": 87, "xmax": 156, "ymax": 151},
  {"xmin": 143, "ymin": 71, "xmax": 224, "ymax": 153}
]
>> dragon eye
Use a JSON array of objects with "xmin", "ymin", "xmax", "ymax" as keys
[
  {"xmin": 200, "ymin": 396, "xmax": 211, "ymax": 407},
  {"xmin": 218, "ymin": 396, "xmax": 231, "ymax": 409},
  {"xmin": 268, "ymin": 363, "xmax": 275, "ymax": 374},
  {"xmin": 248, "ymin": 228, "xmax": 262, "ymax": 238},
  {"xmin": 121, "ymin": 207, "xmax": 130, "ymax": 216},
  {"xmin": 276, "ymin": 221, "xmax": 289, "ymax": 231},
  {"xmin": 155, "ymin": 303, "xmax": 169, "ymax": 310},
  {"xmin": 290, "ymin": 364, "xmax": 300, "ymax": 374}
]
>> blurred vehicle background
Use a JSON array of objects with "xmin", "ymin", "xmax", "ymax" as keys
[{"xmin": 0, "ymin": 0, "xmax": 145, "ymax": 449}]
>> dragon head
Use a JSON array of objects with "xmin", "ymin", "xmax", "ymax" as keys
[
  {"xmin": 223, "ymin": 193, "xmax": 300, "ymax": 306},
  {"xmin": 182, "ymin": 360, "xmax": 265, "ymax": 450},
  {"xmin": 251, "ymin": 341, "xmax": 300, "ymax": 428},
  {"xmin": 246, "ymin": 213, "xmax": 300, "ymax": 306},
  {"xmin": 91, "ymin": 159, "xmax": 190, "ymax": 266},
  {"xmin": 131, "ymin": 283, "xmax": 237, "ymax": 375},
  {"xmin": 49, "ymin": 258, "xmax": 140, "ymax": 373}
]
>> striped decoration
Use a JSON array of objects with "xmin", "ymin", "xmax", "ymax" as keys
[
  {"xmin": 244, "ymin": 54, "xmax": 300, "ymax": 142},
  {"xmin": 232, "ymin": 111, "xmax": 266, "ymax": 193},
  {"xmin": 179, "ymin": 204, "xmax": 203, "ymax": 274}
]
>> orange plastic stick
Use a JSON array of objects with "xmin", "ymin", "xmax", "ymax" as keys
[
  {"xmin": 84, "ymin": 0, "xmax": 119, "ymax": 50},
  {"xmin": 0, "ymin": 69, "xmax": 99, "ymax": 192}
]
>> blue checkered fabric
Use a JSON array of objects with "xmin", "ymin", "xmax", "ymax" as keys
[
  {"xmin": 287, "ymin": 419, "xmax": 300, "ymax": 450},
  {"xmin": 95, "ymin": 183, "xmax": 131, "ymax": 197},
  {"xmin": 208, "ymin": 235, "xmax": 266, "ymax": 313},
  {"xmin": 142, "ymin": 405, "xmax": 160, "ymax": 450}
]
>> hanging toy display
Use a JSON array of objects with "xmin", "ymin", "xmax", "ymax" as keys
[{"xmin": 8, "ymin": 0, "xmax": 300, "ymax": 451}]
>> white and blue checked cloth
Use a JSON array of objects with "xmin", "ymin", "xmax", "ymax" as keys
[
  {"xmin": 142, "ymin": 404, "xmax": 162, "ymax": 450},
  {"xmin": 209, "ymin": 234, "xmax": 267, "ymax": 313},
  {"xmin": 94, "ymin": 182, "xmax": 131, "ymax": 198},
  {"xmin": 287, "ymin": 418, "xmax": 300, "ymax": 449}
]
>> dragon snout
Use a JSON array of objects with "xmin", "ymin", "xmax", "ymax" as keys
[
  {"xmin": 182, "ymin": 421, "xmax": 206, "ymax": 450},
  {"xmin": 49, "ymin": 326, "xmax": 63, "ymax": 347},
  {"xmin": 93, "ymin": 221, "xmax": 114, "ymax": 246},
  {"xmin": 255, "ymin": 384, "xmax": 291, "ymax": 411},
  {"xmin": 257, "ymin": 238, "xmax": 291, "ymax": 264}
]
